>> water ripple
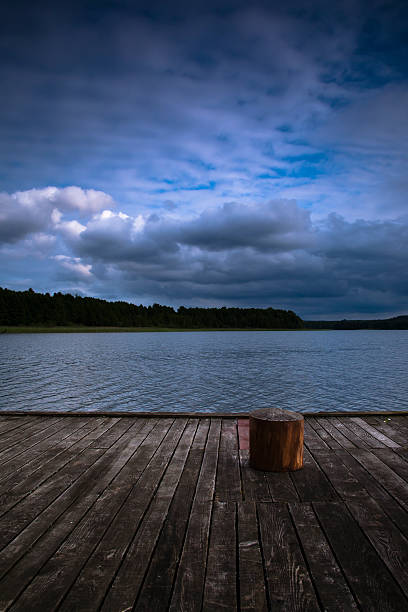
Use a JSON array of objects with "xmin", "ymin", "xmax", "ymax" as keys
[{"xmin": 1, "ymin": 330, "xmax": 408, "ymax": 414}]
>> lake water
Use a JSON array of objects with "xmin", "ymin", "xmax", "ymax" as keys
[{"xmin": 1, "ymin": 330, "xmax": 408, "ymax": 414}]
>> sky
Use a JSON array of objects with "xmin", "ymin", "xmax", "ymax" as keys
[{"xmin": 1, "ymin": 0, "xmax": 408, "ymax": 319}]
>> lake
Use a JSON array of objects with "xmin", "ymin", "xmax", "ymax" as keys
[{"xmin": 1, "ymin": 330, "xmax": 408, "ymax": 414}]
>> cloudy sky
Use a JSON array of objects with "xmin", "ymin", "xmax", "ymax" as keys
[{"xmin": 1, "ymin": 0, "xmax": 407, "ymax": 319}]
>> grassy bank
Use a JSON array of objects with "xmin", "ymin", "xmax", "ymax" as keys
[{"xmin": 0, "ymin": 326, "xmax": 303, "ymax": 334}]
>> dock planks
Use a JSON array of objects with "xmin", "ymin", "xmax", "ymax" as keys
[{"xmin": 0, "ymin": 413, "xmax": 407, "ymax": 611}]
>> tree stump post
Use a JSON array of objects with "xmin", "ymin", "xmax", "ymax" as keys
[{"xmin": 249, "ymin": 407, "xmax": 304, "ymax": 471}]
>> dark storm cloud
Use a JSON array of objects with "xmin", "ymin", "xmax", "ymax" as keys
[
  {"xmin": 40, "ymin": 198, "xmax": 404, "ymax": 317},
  {"xmin": 1, "ymin": 186, "xmax": 408, "ymax": 316},
  {"xmin": 319, "ymin": 215, "xmax": 408, "ymax": 302},
  {"xmin": 177, "ymin": 201, "xmax": 312, "ymax": 252},
  {"xmin": 0, "ymin": 193, "xmax": 50, "ymax": 243},
  {"xmin": 73, "ymin": 200, "xmax": 312, "ymax": 262}
]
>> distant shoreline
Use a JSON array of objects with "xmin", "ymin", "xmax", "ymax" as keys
[
  {"xmin": 2, "ymin": 325, "xmax": 408, "ymax": 334},
  {"xmin": 0, "ymin": 326, "xmax": 306, "ymax": 334}
]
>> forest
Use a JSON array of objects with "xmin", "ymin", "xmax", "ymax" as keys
[
  {"xmin": 0, "ymin": 287, "xmax": 304, "ymax": 329},
  {"xmin": 303, "ymin": 317, "xmax": 408, "ymax": 330}
]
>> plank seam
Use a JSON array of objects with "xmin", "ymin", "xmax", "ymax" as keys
[
  {"xmin": 235, "ymin": 502, "xmax": 241, "ymax": 612},
  {"xmin": 255, "ymin": 503, "xmax": 272, "ymax": 612},
  {"xmin": 236, "ymin": 420, "xmax": 245, "ymax": 502}
]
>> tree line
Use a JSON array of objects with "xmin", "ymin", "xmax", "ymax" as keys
[
  {"xmin": 303, "ymin": 317, "xmax": 408, "ymax": 330},
  {"xmin": 0, "ymin": 287, "xmax": 304, "ymax": 329}
]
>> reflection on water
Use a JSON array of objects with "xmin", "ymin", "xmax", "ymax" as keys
[{"xmin": 1, "ymin": 330, "xmax": 408, "ymax": 414}]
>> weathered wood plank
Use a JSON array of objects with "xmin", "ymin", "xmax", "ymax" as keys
[
  {"xmin": 0, "ymin": 447, "xmax": 105, "ymax": 551},
  {"xmin": 239, "ymin": 450, "xmax": 271, "ymax": 501},
  {"xmin": 169, "ymin": 420, "xmax": 220, "ymax": 611},
  {"xmin": 327, "ymin": 416, "xmax": 371, "ymax": 449},
  {"xmin": 0, "ymin": 417, "xmax": 93, "ymax": 491},
  {"xmin": 312, "ymin": 449, "xmax": 369, "ymax": 500},
  {"xmin": 351, "ymin": 417, "xmax": 400, "ymax": 448},
  {"xmin": 0, "ymin": 416, "xmax": 32, "ymax": 436},
  {"xmin": 190, "ymin": 417, "xmax": 211, "ymax": 449},
  {"xmin": 264, "ymin": 470, "xmax": 300, "ymax": 503},
  {"xmin": 0, "ymin": 415, "xmax": 407, "ymax": 611},
  {"xmin": 372, "ymin": 448, "xmax": 408, "ymax": 483},
  {"xmin": 0, "ymin": 417, "xmax": 64, "ymax": 463},
  {"xmin": 0, "ymin": 417, "xmax": 51, "ymax": 450},
  {"xmin": 0, "ymin": 421, "xmax": 158, "ymax": 590},
  {"xmin": 203, "ymin": 501, "xmax": 237, "ymax": 612},
  {"xmin": 0, "ymin": 419, "xmax": 74, "ymax": 471},
  {"xmin": 348, "ymin": 448, "xmax": 408, "ymax": 511},
  {"xmin": 0, "ymin": 418, "xmax": 120, "ymax": 518},
  {"xmin": 336, "ymin": 416, "xmax": 388, "ymax": 448},
  {"xmin": 0, "ymin": 419, "xmax": 147, "ymax": 550},
  {"xmin": 336, "ymin": 449, "xmax": 408, "ymax": 540},
  {"xmin": 303, "ymin": 419, "xmax": 329, "ymax": 450},
  {"xmin": 395, "ymin": 446, "xmax": 408, "ymax": 462},
  {"xmin": 237, "ymin": 501, "xmax": 268, "ymax": 611},
  {"xmin": 203, "ymin": 417, "xmax": 222, "ymax": 453},
  {"xmin": 7, "ymin": 420, "xmax": 167, "ymax": 612},
  {"xmin": 257, "ymin": 502, "xmax": 320, "ymax": 611},
  {"xmin": 90, "ymin": 416, "xmax": 135, "ymax": 448},
  {"xmin": 316, "ymin": 417, "xmax": 357, "ymax": 449},
  {"xmin": 169, "ymin": 501, "xmax": 213, "ymax": 612},
  {"xmin": 134, "ymin": 422, "xmax": 210, "ymax": 611},
  {"xmin": 215, "ymin": 419, "xmax": 241, "ymax": 502},
  {"xmin": 289, "ymin": 502, "xmax": 359, "ymax": 611},
  {"xmin": 307, "ymin": 417, "xmax": 342, "ymax": 449},
  {"xmin": 100, "ymin": 420, "xmax": 197, "ymax": 612},
  {"xmin": 365, "ymin": 416, "xmax": 408, "ymax": 446},
  {"xmin": 54, "ymin": 419, "xmax": 183, "ymax": 612},
  {"xmin": 194, "ymin": 418, "xmax": 221, "ymax": 503},
  {"xmin": 388, "ymin": 415, "xmax": 408, "ymax": 437},
  {"xmin": 291, "ymin": 448, "xmax": 337, "ymax": 501},
  {"xmin": 345, "ymin": 496, "xmax": 408, "ymax": 599},
  {"xmin": 314, "ymin": 501, "xmax": 408, "ymax": 611}
]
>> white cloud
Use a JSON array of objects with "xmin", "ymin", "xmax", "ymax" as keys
[
  {"xmin": 51, "ymin": 208, "xmax": 63, "ymax": 224},
  {"xmin": 0, "ymin": 186, "xmax": 116, "ymax": 244},
  {"xmin": 13, "ymin": 186, "xmax": 115, "ymax": 215},
  {"xmin": 56, "ymin": 219, "xmax": 87, "ymax": 238},
  {"xmin": 57, "ymin": 186, "xmax": 115, "ymax": 213}
]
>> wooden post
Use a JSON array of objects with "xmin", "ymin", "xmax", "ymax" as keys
[{"xmin": 249, "ymin": 407, "xmax": 304, "ymax": 471}]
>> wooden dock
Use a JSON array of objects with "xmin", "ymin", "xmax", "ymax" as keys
[{"xmin": 0, "ymin": 413, "xmax": 408, "ymax": 611}]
